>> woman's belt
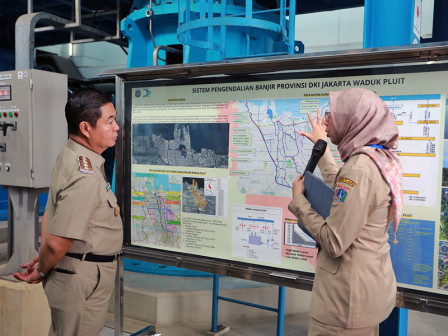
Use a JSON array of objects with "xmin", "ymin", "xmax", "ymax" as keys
[{"xmin": 65, "ymin": 252, "xmax": 118, "ymax": 262}]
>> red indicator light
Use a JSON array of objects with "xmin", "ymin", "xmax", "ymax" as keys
[
  {"xmin": 2, "ymin": 113, "xmax": 6, "ymax": 117},
  {"xmin": 14, "ymin": 112, "xmax": 18, "ymax": 117}
]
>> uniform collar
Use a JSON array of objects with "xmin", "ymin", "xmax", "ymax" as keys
[{"xmin": 67, "ymin": 138, "xmax": 105, "ymax": 169}]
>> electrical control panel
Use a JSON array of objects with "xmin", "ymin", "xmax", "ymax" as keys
[{"xmin": 0, "ymin": 69, "xmax": 67, "ymax": 188}]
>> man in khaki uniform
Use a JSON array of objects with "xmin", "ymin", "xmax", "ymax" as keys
[{"xmin": 14, "ymin": 90, "xmax": 122, "ymax": 336}]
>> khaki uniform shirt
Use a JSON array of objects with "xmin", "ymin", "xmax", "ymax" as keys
[
  {"xmin": 288, "ymin": 151, "xmax": 396, "ymax": 328},
  {"xmin": 46, "ymin": 139, "xmax": 123, "ymax": 255}
]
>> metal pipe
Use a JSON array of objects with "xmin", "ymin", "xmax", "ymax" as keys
[
  {"xmin": 81, "ymin": 10, "xmax": 118, "ymax": 20},
  {"xmin": 200, "ymin": 0, "xmax": 206, "ymax": 19},
  {"xmin": 27, "ymin": 0, "xmax": 33, "ymax": 14},
  {"xmin": 208, "ymin": 0, "xmax": 213, "ymax": 50},
  {"xmin": 152, "ymin": 45, "xmax": 182, "ymax": 66},
  {"xmin": 246, "ymin": 0, "xmax": 253, "ymax": 18},
  {"xmin": 116, "ymin": 0, "xmax": 120, "ymax": 38},
  {"xmin": 220, "ymin": 0, "xmax": 227, "ymax": 60},
  {"xmin": 114, "ymin": 255, "xmax": 124, "ymax": 336},
  {"xmin": 148, "ymin": 0, "xmax": 156, "ymax": 49},
  {"xmin": 277, "ymin": 286, "xmax": 285, "ymax": 336},
  {"xmin": 75, "ymin": 0, "xmax": 81, "ymax": 25},
  {"xmin": 280, "ymin": 0, "xmax": 285, "ymax": 29},
  {"xmin": 15, "ymin": 12, "xmax": 71, "ymax": 69},
  {"xmin": 217, "ymin": 295, "xmax": 278, "ymax": 312},
  {"xmin": 211, "ymin": 274, "xmax": 219, "ymax": 332},
  {"xmin": 226, "ymin": 8, "xmax": 281, "ymax": 17},
  {"xmin": 288, "ymin": 0, "xmax": 296, "ymax": 54}
]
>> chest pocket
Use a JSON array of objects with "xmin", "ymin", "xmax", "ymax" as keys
[
  {"xmin": 107, "ymin": 191, "xmax": 120, "ymax": 221},
  {"xmin": 318, "ymin": 253, "xmax": 341, "ymax": 275},
  {"xmin": 90, "ymin": 187, "xmax": 118, "ymax": 225}
]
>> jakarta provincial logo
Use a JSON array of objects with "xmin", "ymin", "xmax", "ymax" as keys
[
  {"xmin": 135, "ymin": 89, "xmax": 141, "ymax": 97},
  {"xmin": 334, "ymin": 184, "xmax": 351, "ymax": 202}
]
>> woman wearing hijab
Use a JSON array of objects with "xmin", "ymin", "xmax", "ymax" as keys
[{"xmin": 288, "ymin": 88, "xmax": 403, "ymax": 336}]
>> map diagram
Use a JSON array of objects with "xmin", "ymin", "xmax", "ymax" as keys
[
  {"xmin": 132, "ymin": 123, "xmax": 229, "ymax": 168},
  {"xmin": 182, "ymin": 177, "xmax": 229, "ymax": 217},
  {"xmin": 131, "ymin": 173, "xmax": 182, "ymax": 249},
  {"xmin": 231, "ymin": 98, "xmax": 329, "ymax": 197},
  {"xmin": 182, "ymin": 177, "xmax": 216, "ymax": 215},
  {"xmin": 230, "ymin": 95, "xmax": 441, "ymax": 205},
  {"xmin": 232, "ymin": 204, "xmax": 282, "ymax": 264}
]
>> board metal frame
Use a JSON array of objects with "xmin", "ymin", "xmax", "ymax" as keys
[{"xmin": 104, "ymin": 42, "xmax": 448, "ymax": 316}]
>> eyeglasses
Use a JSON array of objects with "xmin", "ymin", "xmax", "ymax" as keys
[{"xmin": 324, "ymin": 111, "xmax": 331, "ymax": 119}]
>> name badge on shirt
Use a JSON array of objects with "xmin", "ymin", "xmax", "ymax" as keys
[{"xmin": 336, "ymin": 177, "xmax": 356, "ymax": 187}]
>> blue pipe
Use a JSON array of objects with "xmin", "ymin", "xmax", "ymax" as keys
[
  {"xmin": 379, "ymin": 307, "xmax": 408, "ymax": 336},
  {"xmin": 287, "ymin": 0, "xmax": 296, "ymax": 54},
  {"xmin": 211, "ymin": 274, "xmax": 220, "ymax": 332},
  {"xmin": 364, "ymin": 0, "xmax": 417, "ymax": 48},
  {"xmin": 277, "ymin": 286, "xmax": 285, "ymax": 335},
  {"xmin": 217, "ymin": 296, "xmax": 279, "ymax": 312}
]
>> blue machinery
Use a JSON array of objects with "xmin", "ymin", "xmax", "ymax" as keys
[
  {"xmin": 121, "ymin": 0, "xmax": 425, "ymax": 68},
  {"xmin": 122, "ymin": 0, "xmax": 300, "ymax": 67},
  {"xmin": 118, "ymin": 0, "xmax": 422, "ymax": 335}
]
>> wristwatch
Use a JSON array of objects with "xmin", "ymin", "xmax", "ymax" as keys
[{"xmin": 36, "ymin": 264, "xmax": 47, "ymax": 278}]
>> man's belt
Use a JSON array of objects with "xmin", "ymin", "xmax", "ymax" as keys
[{"xmin": 65, "ymin": 252, "xmax": 118, "ymax": 262}]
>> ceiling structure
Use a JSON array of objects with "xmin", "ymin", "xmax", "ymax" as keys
[
  {"xmin": 0, "ymin": 0, "xmax": 366, "ymax": 55},
  {"xmin": 0, "ymin": 0, "xmax": 132, "ymax": 51},
  {"xmin": 0, "ymin": 0, "xmax": 366, "ymax": 74}
]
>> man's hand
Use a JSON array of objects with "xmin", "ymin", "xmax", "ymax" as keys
[
  {"xmin": 299, "ymin": 109, "xmax": 328, "ymax": 144},
  {"xmin": 20, "ymin": 255, "xmax": 39, "ymax": 273},
  {"xmin": 13, "ymin": 256, "xmax": 44, "ymax": 284},
  {"xmin": 292, "ymin": 174, "xmax": 305, "ymax": 198}
]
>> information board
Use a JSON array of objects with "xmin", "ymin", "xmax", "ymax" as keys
[{"xmin": 113, "ymin": 50, "xmax": 448, "ymax": 312}]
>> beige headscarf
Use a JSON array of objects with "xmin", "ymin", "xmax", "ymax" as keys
[{"xmin": 329, "ymin": 88, "xmax": 403, "ymax": 244}]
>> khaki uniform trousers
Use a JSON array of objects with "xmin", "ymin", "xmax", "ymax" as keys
[
  {"xmin": 43, "ymin": 257, "xmax": 116, "ymax": 336},
  {"xmin": 309, "ymin": 318, "xmax": 379, "ymax": 336}
]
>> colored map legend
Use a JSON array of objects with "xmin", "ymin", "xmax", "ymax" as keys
[{"xmin": 389, "ymin": 218, "xmax": 435, "ymax": 288}]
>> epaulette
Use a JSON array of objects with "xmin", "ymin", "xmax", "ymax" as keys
[{"xmin": 78, "ymin": 156, "xmax": 94, "ymax": 174}]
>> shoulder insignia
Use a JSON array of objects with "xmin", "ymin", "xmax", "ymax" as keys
[
  {"xmin": 336, "ymin": 177, "xmax": 356, "ymax": 187},
  {"xmin": 334, "ymin": 183, "xmax": 351, "ymax": 202},
  {"xmin": 78, "ymin": 156, "xmax": 94, "ymax": 174}
]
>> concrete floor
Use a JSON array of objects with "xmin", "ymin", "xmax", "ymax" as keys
[
  {"xmin": 98, "ymin": 309, "xmax": 448, "ymax": 336},
  {"xmin": 2, "ymin": 233, "xmax": 448, "ymax": 336}
]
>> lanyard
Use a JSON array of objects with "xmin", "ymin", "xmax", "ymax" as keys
[
  {"xmin": 367, "ymin": 144, "xmax": 387, "ymax": 149},
  {"xmin": 343, "ymin": 144, "xmax": 387, "ymax": 162}
]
